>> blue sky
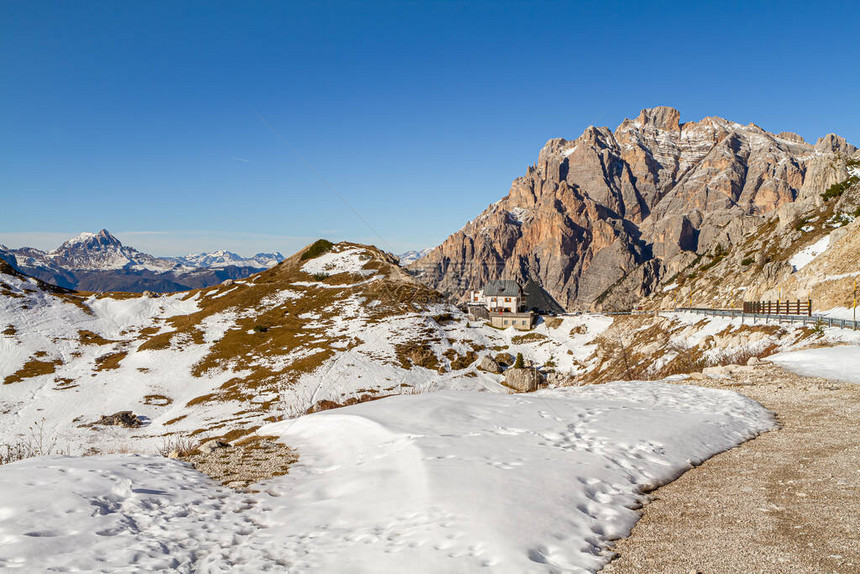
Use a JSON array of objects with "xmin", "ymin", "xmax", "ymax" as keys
[{"xmin": 2, "ymin": 1, "xmax": 858, "ymax": 256}]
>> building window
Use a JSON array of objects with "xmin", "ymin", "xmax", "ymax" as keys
[
  {"xmin": 504, "ymin": 319, "xmax": 508, "ymax": 325},
  {"xmin": 505, "ymin": 297, "xmax": 511, "ymax": 302}
]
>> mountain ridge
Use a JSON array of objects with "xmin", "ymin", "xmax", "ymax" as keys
[
  {"xmin": 0, "ymin": 229, "xmax": 285, "ymax": 293},
  {"xmin": 411, "ymin": 106, "xmax": 858, "ymax": 310}
]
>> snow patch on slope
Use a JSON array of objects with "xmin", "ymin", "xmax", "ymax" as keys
[
  {"xmin": 770, "ymin": 346, "xmax": 860, "ymax": 384},
  {"xmin": 301, "ymin": 248, "xmax": 369, "ymax": 275},
  {"xmin": 790, "ymin": 234, "xmax": 832, "ymax": 271}
]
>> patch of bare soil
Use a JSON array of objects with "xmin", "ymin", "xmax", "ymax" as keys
[
  {"xmin": 602, "ymin": 363, "xmax": 859, "ymax": 573},
  {"xmin": 182, "ymin": 436, "xmax": 298, "ymax": 491}
]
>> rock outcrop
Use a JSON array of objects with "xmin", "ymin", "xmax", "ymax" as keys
[
  {"xmin": 411, "ymin": 107, "xmax": 856, "ymax": 310},
  {"xmin": 504, "ymin": 367, "xmax": 544, "ymax": 392}
]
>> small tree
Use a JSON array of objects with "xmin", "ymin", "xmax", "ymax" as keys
[{"xmin": 514, "ymin": 352, "xmax": 524, "ymax": 369}]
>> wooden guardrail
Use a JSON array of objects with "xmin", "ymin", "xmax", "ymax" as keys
[{"xmin": 743, "ymin": 300, "xmax": 812, "ymax": 317}]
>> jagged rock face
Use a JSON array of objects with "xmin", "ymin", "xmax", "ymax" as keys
[{"xmin": 413, "ymin": 107, "xmax": 856, "ymax": 310}]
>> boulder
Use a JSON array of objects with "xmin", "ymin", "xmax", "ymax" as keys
[
  {"xmin": 747, "ymin": 356, "xmax": 760, "ymax": 366},
  {"xmin": 504, "ymin": 367, "xmax": 544, "ymax": 392},
  {"xmin": 546, "ymin": 371, "xmax": 576, "ymax": 386},
  {"xmin": 94, "ymin": 411, "xmax": 142, "ymax": 428},
  {"xmin": 199, "ymin": 440, "xmax": 232, "ymax": 455},
  {"xmin": 478, "ymin": 355, "xmax": 502, "ymax": 374},
  {"xmin": 494, "ymin": 352, "xmax": 514, "ymax": 367}
]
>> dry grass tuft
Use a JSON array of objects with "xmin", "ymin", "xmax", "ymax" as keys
[
  {"xmin": 1, "ymin": 419, "xmax": 68, "ymax": 465},
  {"xmin": 156, "ymin": 434, "xmax": 199, "ymax": 458},
  {"xmin": 4, "ymin": 356, "xmax": 64, "ymax": 385},
  {"xmin": 78, "ymin": 330, "xmax": 118, "ymax": 346},
  {"xmin": 512, "ymin": 332, "xmax": 547, "ymax": 344},
  {"xmin": 94, "ymin": 351, "xmax": 128, "ymax": 371},
  {"xmin": 143, "ymin": 394, "xmax": 173, "ymax": 406}
]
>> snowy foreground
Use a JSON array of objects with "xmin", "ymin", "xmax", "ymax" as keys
[
  {"xmin": 770, "ymin": 346, "xmax": 860, "ymax": 384},
  {"xmin": 0, "ymin": 381, "xmax": 773, "ymax": 573}
]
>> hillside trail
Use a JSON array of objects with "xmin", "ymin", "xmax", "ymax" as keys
[{"xmin": 601, "ymin": 363, "xmax": 859, "ymax": 574}]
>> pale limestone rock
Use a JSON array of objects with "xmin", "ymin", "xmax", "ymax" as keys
[
  {"xmin": 504, "ymin": 368, "xmax": 544, "ymax": 392},
  {"xmin": 477, "ymin": 355, "xmax": 502, "ymax": 374},
  {"xmin": 411, "ymin": 107, "xmax": 856, "ymax": 311}
]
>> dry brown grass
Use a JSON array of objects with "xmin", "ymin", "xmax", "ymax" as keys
[
  {"xmin": 443, "ymin": 348, "xmax": 478, "ymax": 370},
  {"xmin": 143, "ymin": 394, "xmax": 173, "ymax": 406},
  {"xmin": 512, "ymin": 332, "xmax": 547, "ymax": 344},
  {"xmin": 156, "ymin": 434, "xmax": 199, "ymax": 457},
  {"xmin": 580, "ymin": 315, "xmax": 791, "ymax": 384},
  {"xmin": 55, "ymin": 293, "xmax": 94, "ymax": 315},
  {"xmin": 1, "ymin": 419, "xmax": 68, "ymax": 465},
  {"xmin": 2, "ymin": 324, "xmax": 16, "ymax": 336},
  {"xmin": 78, "ymin": 330, "xmax": 118, "ymax": 346},
  {"xmin": 395, "ymin": 339, "xmax": 442, "ymax": 371},
  {"xmin": 94, "ymin": 351, "xmax": 127, "ymax": 371},
  {"xmin": 53, "ymin": 377, "xmax": 77, "ymax": 390},
  {"xmin": 3, "ymin": 356, "xmax": 64, "ymax": 385},
  {"xmin": 543, "ymin": 317, "xmax": 563, "ymax": 329}
]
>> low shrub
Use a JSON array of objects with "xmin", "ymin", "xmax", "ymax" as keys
[
  {"xmin": 1, "ymin": 419, "xmax": 67, "ymax": 465},
  {"xmin": 822, "ymin": 175, "xmax": 859, "ymax": 201},
  {"xmin": 156, "ymin": 435, "xmax": 199, "ymax": 458},
  {"xmin": 300, "ymin": 239, "xmax": 334, "ymax": 261}
]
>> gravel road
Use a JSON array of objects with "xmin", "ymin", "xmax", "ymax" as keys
[{"xmin": 602, "ymin": 363, "xmax": 859, "ymax": 574}]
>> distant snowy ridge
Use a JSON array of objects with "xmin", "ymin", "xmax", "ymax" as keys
[
  {"xmin": 398, "ymin": 248, "xmax": 432, "ymax": 265},
  {"xmin": 173, "ymin": 250, "xmax": 284, "ymax": 269},
  {"xmin": 0, "ymin": 229, "xmax": 284, "ymax": 292}
]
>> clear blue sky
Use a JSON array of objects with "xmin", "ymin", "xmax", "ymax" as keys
[{"xmin": 2, "ymin": 1, "xmax": 858, "ymax": 256}]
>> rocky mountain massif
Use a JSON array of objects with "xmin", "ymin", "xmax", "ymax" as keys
[
  {"xmin": 0, "ymin": 229, "xmax": 284, "ymax": 293},
  {"xmin": 411, "ymin": 107, "xmax": 858, "ymax": 310},
  {"xmin": 639, "ymin": 157, "xmax": 860, "ymax": 315}
]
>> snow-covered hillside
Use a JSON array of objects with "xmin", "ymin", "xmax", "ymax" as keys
[
  {"xmin": 0, "ymin": 381, "xmax": 774, "ymax": 572},
  {"xmin": 3, "ymin": 241, "xmax": 857, "ymax": 459},
  {"xmin": 0, "ymin": 244, "xmax": 616, "ymax": 456}
]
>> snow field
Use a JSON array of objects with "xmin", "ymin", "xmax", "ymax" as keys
[
  {"xmin": 0, "ymin": 381, "xmax": 775, "ymax": 573},
  {"xmin": 769, "ymin": 346, "xmax": 860, "ymax": 384}
]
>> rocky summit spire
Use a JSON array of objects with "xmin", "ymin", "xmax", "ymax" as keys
[{"xmin": 634, "ymin": 106, "xmax": 681, "ymax": 131}]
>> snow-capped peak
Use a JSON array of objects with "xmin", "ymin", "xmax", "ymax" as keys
[{"xmin": 57, "ymin": 229, "xmax": 123, "ymax": 250}]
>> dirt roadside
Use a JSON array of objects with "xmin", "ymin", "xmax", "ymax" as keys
[{"xmin": 602, "ymin": 363, "xmax": 859, "ymax": 574}]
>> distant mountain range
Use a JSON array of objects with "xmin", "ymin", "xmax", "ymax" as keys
[
  {"xmin": 0, "ymin": 229, "xmax": 284, "ymax": 293},
  {"xmin": 397, "ymin": 248, "xmax": 432, "ymax": 265}
]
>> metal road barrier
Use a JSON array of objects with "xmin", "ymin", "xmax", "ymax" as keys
[{"xmin": 675, "ymin": 307, "xmax": 859, "ymax": 331}]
